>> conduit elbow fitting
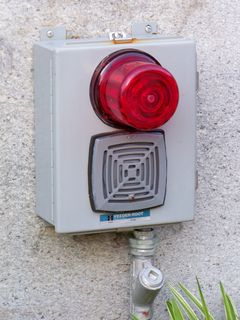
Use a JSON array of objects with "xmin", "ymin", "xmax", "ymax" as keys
[
  {"xmin": 132, "ymin": 264, "xmax": 164, "ymax": 319},
  {"xmin": 129, "ymin": 229, "xmax": 164, "ymax": 320}
]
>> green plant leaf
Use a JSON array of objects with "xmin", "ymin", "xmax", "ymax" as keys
[
  {"xmin": 196, "ymin": 277, "xmax": 211, "ymax": 320},
  {"xmin": 227, "ymin": 295, "xmax": 239, "ymax": 320},
  {"xmin": 169, "ymin": 285, "xmax": 199, "ymax": 320},
  {"xmin": 220, "ymin": 282, "xmax": 239, "ymax": 320},
  {"xmin": 131, "ymin": 314, "xmax": 139, "ymax": 320},
  {"xmin": 167, "ymin": 298, "xmax": 185, "ymax": 320},
  {"xmin": 179, "ymin": 283, "xmax": 214, "ymax": 320},
  {"xmin": 226, "ymin": 296, "xmax": 239, "ymax": 320},
  {"xmin": 167, "ymin": 300, "xmax": 176, "ymax": 320}
]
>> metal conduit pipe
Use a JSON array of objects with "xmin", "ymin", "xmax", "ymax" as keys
[{"xmin": 129, "ymin": 228, "xmax": 164, "ymax": 320}]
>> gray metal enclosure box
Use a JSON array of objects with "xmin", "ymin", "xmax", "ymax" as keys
[{"xmin": 34, "ymin": 35, "xmax": 197, "ymax": 234}]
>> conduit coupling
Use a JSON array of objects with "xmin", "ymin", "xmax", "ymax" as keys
[{"xmin": 129, "ymin": 229, "xmax": 164, "ymax": 320}]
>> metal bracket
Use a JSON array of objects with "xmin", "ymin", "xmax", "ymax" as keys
[
  {"xmin": 40, "ymin": 22, "xmax": 158, "ymax": 43},
  {"xmin": 131, "ymin": 22, "xmax": 158, "ymax": 37},
  {"xmin": 40, "ymin": 26, "xmax": 66, "ymax": 41},
  {"xmin": 109, "ymin": 22, "xmax": 158, "ymax": 44},
  {"xmin": 109, "ymin": 32, "xmax": 133, "ymax": 44}
]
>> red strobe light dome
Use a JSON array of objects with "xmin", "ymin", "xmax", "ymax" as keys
[{"xmin": 90, "ymin": 50, "xmax": 179, "ymax": 130}]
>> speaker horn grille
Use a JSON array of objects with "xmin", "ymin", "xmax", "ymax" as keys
[{"xmin": 89, "ymin": 131, "xmax": 167, "ymax": 213}]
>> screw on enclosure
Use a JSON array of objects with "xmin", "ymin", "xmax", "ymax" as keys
[
  {"xmin": 47, "ymin": 30, "xmax": 54, "ymax": 38},
  {"xmin": 145, "ymin": 24, "xmax": 152, "ymax": 33},
  {"xmin": 113, "ymin": 32, "xmax": 124, "ymax": 39},
  {"xmin": 129, "ymin": 194, "xmax": 135, "ymax": 201}
]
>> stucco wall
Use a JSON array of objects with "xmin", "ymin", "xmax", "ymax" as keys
[{"xmin": 0, "ymin": 0, "xmax": 240, "ymax": 319}]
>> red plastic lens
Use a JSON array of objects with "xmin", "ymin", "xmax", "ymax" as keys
[{"xmin": 90, "ymin": 50, "xmax": 179, "ymax": 130}]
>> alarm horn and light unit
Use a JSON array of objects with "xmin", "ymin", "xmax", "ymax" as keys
[{"xmin": 34, "ymin": 23, "xmax": 197, "ymax": 233}]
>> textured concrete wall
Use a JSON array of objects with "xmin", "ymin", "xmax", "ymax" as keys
[{"xmin": 0, "ymin": 0, "xmax": 240, "ymax": 319}]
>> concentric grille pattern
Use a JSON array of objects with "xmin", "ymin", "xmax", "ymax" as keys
[
  {"xmin": 102, "ymin": 142, "xmax": 160, "ymax": 203},
  {"xmin": 89, "ymin": 131, "xmax": 167, "ymax": 212}
]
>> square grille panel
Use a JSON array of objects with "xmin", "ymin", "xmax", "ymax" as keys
[{"xmin": 89, "ymin": 131, "xmax": 167, "ymax": 213}]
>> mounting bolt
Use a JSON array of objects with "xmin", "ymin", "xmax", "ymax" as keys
[
  {"xmin": 113, "ymin": 32, "xmax": 124, "ymax": 39},
  {"xmin": 47, "ymin": 30, "xmax": 54, "ymax": 38},
  {"xmin": 145, "ymin": 24, "xmax": 152, "ymax": 33}
]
